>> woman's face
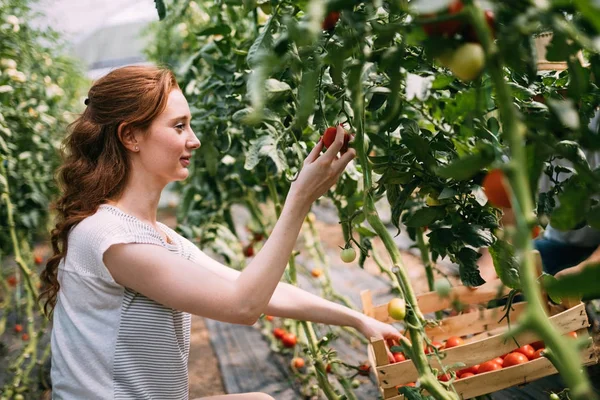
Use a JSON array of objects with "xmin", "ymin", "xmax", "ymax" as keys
[{"xmin": 135, "ymin": 89, "xmax": 200, "ymax": 184}]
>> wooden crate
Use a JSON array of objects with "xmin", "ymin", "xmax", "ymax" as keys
[
  {"xmin": 361, "ymin": 272, "xmax": 599, "ymax": 399},
  {"xmin": 534, "ymin": 31, "xmax": 587, "ymax": 71}
]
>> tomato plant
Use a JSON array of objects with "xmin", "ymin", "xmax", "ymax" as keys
[{"xmin": 148, "ymin": 0, "xmax": 600, "ymax": 398}]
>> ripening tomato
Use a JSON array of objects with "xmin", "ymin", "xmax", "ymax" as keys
[
  {"xmin": 503, "ymin": 352, "xmax": 529, "ymax": 367},
  {"xmin": 444, "ymin": 336, "xmax": 464, "ymax": 349},
  {"xmin": 34, "ymin": 255, "xmax": 43, "ymax": 265},
  {"xmin": 292, "ymin": 357, "xmax": 305, "ymax": 369},
  {"xmin": 483, "ymin": 169, "xmax": 511, "ymax": 208},
  {"xmin": 273, "ymin": 327, "xmax": 286, "ymax": 340},
  {"xmin": 282, "ymin": 333, "xmax": 297, "ymax": 348},
  {"xmin": 265, "ymin": 315, "xmax": 274, "ymax": 322},
  {"xmin": 322, "ymin": 126, "xmax": 350, "ymax": 153},
  {"xmin": 387, "ymin": 298, "xmax": 407, "ymax": 321},
  {"xmin": 322, "ymin": 11, "xmax": 340, "ymax": 31},
  {"xmin": 459, "ymin": 372, "xmax": 475, "ymax": 379},
  {"xmin": 478, "ymin": 360, "xmax": 502, "ymax": 373},
  {"xmin": 515, "ymin": 344, "xmax": 536, "ymax": 360},
  {"xmin": 340, "ymin": 247, "xmax": 356, "ymax": 263},
  {"xmin": 422, "ymin": 1, "xmax": 464, "ymax": 37},
  {"xmin": 21, "ymin": 333, "xmax": 30, "ymax": 341},
  {"xmin": 14, "ymin": 324, "xmax": 23, "ymax": 333},
  {"xmin": 531, "ymin": 348, "xmax": 545, "ymax": 360},
  {"xmin": 446, "ymin": 43, "xmax": 486, "ymax": 82},
  {"xmin": 393, "ymin": 352, "xmax": 406, "ymax": 363},
  {"xmin": 311, "ymin": 268, "xmax": 323, "ymax": 278}
]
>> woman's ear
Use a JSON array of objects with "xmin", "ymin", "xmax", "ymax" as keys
[{"xmin": 117, "ymin": 122, "xmax": 140, "ymax": 152}]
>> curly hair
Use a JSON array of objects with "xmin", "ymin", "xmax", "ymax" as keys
[{"xmin": 39, "ymin": 65, "xmax": 180, "ymax": 317}]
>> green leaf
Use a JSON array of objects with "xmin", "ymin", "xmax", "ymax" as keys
[
  {"xmin": 154, "ymin": 0, "xmax": 166, "ymax": 20},
  {"xmin": 436, "ymin": 145, "xmax": 495, "ymax": 181},
  {"xmin": 545, "ymin": 263, "xmax": 600, "ymax": 300},
  {"xmin": 587, "ymin": 206, "xmax": 600, "ymax": 230},
  {"xmin": 404, "ymin": 207, "xmax": 445, "ymax": 228},
  {"xmin": 489, "ymin": 239, "xmax": 521, "ymax": 290},
  {"xmin": 457, "ymin": 247, "xmax": 485, "ymax": 287},
  {"xmin": 550, "ymin": 177, "xmax": 590, "ymax": 230},
  {"xmin": 197, "ymin": 25, "xmax": 232, "ymax": 37},
  {"xmin": 540, "ymin": 273, "xmax": 563, "ymax": 304},
  {"xmin": 202, "ymin": 142, "xmax": 220, "ymax": 177},
  {"xmin": 547, "ymin": 99, "xmax": 580, "ymax": 130},
  {"xmin": 247, "ymin": 16, "xmax": 276, "ymax": 69},
  {"xmin": 244, "ymin": 135, "xmax": 288, "ymax": 175},
  {"xmin": 388, "ymin": 181, "xmax": 418, "ymax": 234}
]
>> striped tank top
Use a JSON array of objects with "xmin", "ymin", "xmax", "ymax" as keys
[{"xmin": 51, "ymin": 204, "xmax": 198, "ymax": 399}]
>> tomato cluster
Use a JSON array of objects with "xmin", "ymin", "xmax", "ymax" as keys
[
  {"xmin": 242, "ymin": 227, "xmax": 266, "ymax": 258},
  {"xmin": 272, "ymin": 327, "xmax": 297, "ymax": 348}
]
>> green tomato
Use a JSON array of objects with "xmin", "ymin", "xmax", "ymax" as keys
[
  {"xmin": 387, "ymin": 297, "xmax": 406, "ymax": 321},
  {"xmin": 549, "ymin": 394, "xmax": 560, "ymax": 400},
  {"xmin": 425, "ymin": 194, "xmax": 441, "ymax": 206},
  {"xmin": 351, "ymin": 379, "xmax": 361, "ymax": 388},
  {"xmin": 340, "ymin": 247, "xmax": 356, "ymax": 263},
  {"xmin": 447, "ymin": 43, "xmax": 485, "ymax": 82},
  {"xmin": 434, "ymin": 279, "xmax": 452, "ymax": 298}
]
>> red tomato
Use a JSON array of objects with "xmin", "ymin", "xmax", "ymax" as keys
[
  {"xmin": 393, "ymin": 352, "xmax": 406, "ymax": 363},
  {"xmin": 458, "ymin": 365, "xmax": 479, "ymax": 376},
  {"xmin": 478, "ymin": 360, "xmax": 502, "ymax": 373},
  {"xmin": 515, "ymin": 344, "xmax": 535, "ymax": 360},
  {"xmin": 311, "ymin": 268, "xmax": 323, "ymax": 278},
  {"xmin": 423, "ymin": 1, "xmax": 464, "ymax": 37},
  {"xmin": 282, "ymin": 333, "xmax": 297, "ymax": 348},
  {"xmin": 265, "ymin": 315, "xmax": 274, "ymax": 322},
  {"xmin": 243, "ymin": 244, "xmax": 254, "ymax": 257},
  {"xmin": 460, "ymin": 372, "xmax": 475, "ymax": 379},
  {"xmin": 438, "ymin": 373, "xmax": 451, "ymax": 382},
  {"xmin": 358, "ymin": 363, "xmax": 371, "ymax": 376},
  {"xmin": 322, "ymin": 126, "xmax": 350, "ymax": 153},
  {"xmin": 483, "ymin": 169, "xmax": 511, "ymax": 208},
  {"xmin": 7, "ymin": 275, "xmax": 17, "ymax": 287},
  {"xmin": 34, "ymin": 255, "xmax": 43, "ymax": 265},
  {"xmin": 21, "ymin": 333, "xmax": 30, "ymax": 341},
  {"xmin": 492, "ymin": 357, "xmax": 504, "ymax": 367},
  {"xmin": 14, "ymin": 324, "xmax": 23, "ymax": 333},
  {"xmin": 444, "ymin": 336, "xmax": 464, "ymax": 349},
  {"xmin": 292, "ymin": 357, "xmax": 305, "ymax": 369},
  {"xmin": 503, "ymin": 352, "xmax": 529, "ymax": 367},
  {"xmin": 566, "ymin": 331, "xmax": 578, "ymax": 339},
  {"xmin": 530, "ymin": 340, "xmax": 545, "ymax": 350},
  {"xmin": 322, "ymin": 11, "xmax": 340, "ymax": 31},
  {"xmin": 326, "ymin": 363, "xmax": 332, "ymax": 373},
  {"xmin": 531, "ymin": 348, "xmax": 545, "ymax": 360},
  {"xmin": 531, "ymin": 225, "xmax": 542, "ymax": 239},
  {"xmin": 273, "ymin": 327, "xmax": 286, "ymax": 339},
  {"xmin": 425, "ymin": 341, "xmax": 444, "ymax": 354}
]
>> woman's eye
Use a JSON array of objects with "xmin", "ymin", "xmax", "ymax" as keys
[{"xmin": 175, "ymin": 124, "xmax": 185, "ymax": 131}]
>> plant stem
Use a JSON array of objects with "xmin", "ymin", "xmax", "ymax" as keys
[
  {"xmin": 466, "ymin": 4, "xmax": 596, "ymax": 399},
  {"xmin": 416, "ymin": 227, "xmax": 443, "ymax": 320}
]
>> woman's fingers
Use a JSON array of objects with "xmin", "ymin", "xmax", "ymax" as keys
[
  {"xmin": 320, "ymin": 126, "xmax": 347, "ymax": 163},
  {"xmin": 304, "ymin": 139, "xmax": 324, "ymax": 164}
]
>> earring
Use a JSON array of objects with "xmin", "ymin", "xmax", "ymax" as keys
[{"xmin": 135, "ymin": 145, "xmax": 139, "ymax": 151}]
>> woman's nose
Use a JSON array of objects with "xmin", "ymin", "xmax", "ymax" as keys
[{"xmin": 187, "ymin": 131, "xmax": 201, "ymax": 149}]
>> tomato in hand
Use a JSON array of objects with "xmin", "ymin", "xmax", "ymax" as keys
[
  {"xmin": 444, "ymin": 336, "xmax": 464, "ymax": 349},
  {"xmin": 340, "ymin": 247, "xmax": 356, "ymax": 263},
  {"xmin": 503, "ymin": 352, "xmax": 529, "ymax": 367},
  {"xmin": 483, "ymin": 169, "xmax": 511, "ymax": 208},
  {"xmin": 478, "ymin": 360, "xmax": 502, "ymax": 373},
  {"xmin": 387, "ymin": 298, "xmax": 406, "ymax": 321},
  {"xmin": 515, "ymin": 344, "xmax": 535, "ymax": 360},
  {"xmin": 393, "ymin": 352, "xmax": 406, "ymax": 363},
  {"xmin": 322, "ymin": 126, "xmax": 350, "ymax": 153}
]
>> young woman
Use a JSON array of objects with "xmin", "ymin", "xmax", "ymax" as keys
[{"xmin": 39, "ymin": 65, "xmax": 402, "ymax": 400}]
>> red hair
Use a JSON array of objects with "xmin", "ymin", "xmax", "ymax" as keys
[{"xmin": 39, "ymin": 65, "xmax": 180, "ymax": 317}]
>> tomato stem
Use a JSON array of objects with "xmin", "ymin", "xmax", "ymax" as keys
[{"xmin": 465, "ymin": 3, "xmax": 597, "ymax": 399}]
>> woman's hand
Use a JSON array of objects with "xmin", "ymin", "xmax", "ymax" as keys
[
  {"xmin": 288, "ymin": 126, "xmax": 356, "ymax": 209},
  {"xmin": 356, "ymin": 314, "xmax": 405, "ymax": 363}
]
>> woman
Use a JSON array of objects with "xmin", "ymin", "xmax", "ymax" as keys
[{"xmin": 39, "ymin": 65, "xmax": 402, "ymax": 400}]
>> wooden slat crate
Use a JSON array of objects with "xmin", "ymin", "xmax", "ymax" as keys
[{"xmin": 361, "ymin": 270, "xmax": 599, "ymax": 399}]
